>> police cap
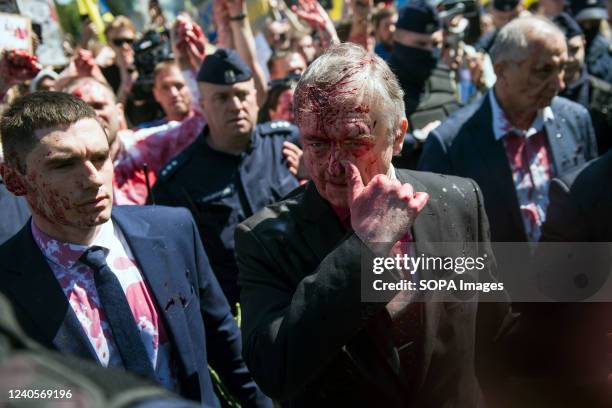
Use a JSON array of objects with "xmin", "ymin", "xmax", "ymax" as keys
[
  {"xmin": 396, "ymin": 0, "xmax": 440, "ymax": 34},
  {"xmin": 197, "ymin": 48, "xmax": 253, "ymax": 84},
  {"xmin": 570, "ymin": 0, "xmax": 609, "ymax": 21},
  {"xmin": 553, "ymin": 12, "xmax": 584, "ymax": 39}
]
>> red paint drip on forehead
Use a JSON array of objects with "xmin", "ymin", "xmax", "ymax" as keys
[{"xmin": 297, "ymin": 62, "xmax": 375, "ymax": 137}]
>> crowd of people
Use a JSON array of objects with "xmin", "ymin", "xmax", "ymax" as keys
[{"xmin": 0, "ymin": 0, "xmax": 612, "ymax": 406}]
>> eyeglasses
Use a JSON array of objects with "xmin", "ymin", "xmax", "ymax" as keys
[
  {"xmin": 269, "ymin": 73, "xmax": 301, "ymax": 89},
  {"xmin": 112, "ymin": 38, "xmax": 134, "ymax": 46}
]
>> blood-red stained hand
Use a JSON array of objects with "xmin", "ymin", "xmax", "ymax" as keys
[
  {"xmin": 174, "ymin": 15, "xmax": 207, "ymax": 71},
  {"xmin": 292, "ymin": 0, "xmax": 328, "ymax": 30},
  {"xmin": 344, "ymin": 161, "xmax": 429, "ymax": 246},
  {"xmin": 74, "ymin": 49, "xmax": 97, "ymax": 77},
  {"xmin": 0, "ymin": 49, "xmax": 41, "ymax": 87},
  {"xmin": 213, "ymin": 0, "xmax": 234, "ymax": 48}
]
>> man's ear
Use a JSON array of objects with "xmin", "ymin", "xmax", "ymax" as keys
[
  {"xmin": 493, "ymin": 62, "xmax": 507, "ymax": 86},
  {"xmin": 0, "ymin": 163, "xmax": 27, "ymax": 196},
  {"xmin": 393, "ymin": 117, "xmax": 409, "ymax": 156}
]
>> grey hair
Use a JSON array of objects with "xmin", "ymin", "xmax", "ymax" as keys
[
  {"xmin": 293, "ymin": 43, "xmax": 405, "ymax": 140},
  {"xmin": 490, "ymin": 15, "xmax": 565, "ymax": 64}
]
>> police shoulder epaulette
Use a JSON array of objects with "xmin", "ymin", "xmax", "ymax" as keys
[
  {"xmin": 259, "ymin": 120, "xmax": 295, "ymax": 135},
  {"xmin": 158, "ymin": 144, "xmax": 195, "ymax": 180}
]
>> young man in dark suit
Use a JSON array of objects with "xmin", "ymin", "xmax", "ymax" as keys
[
  {"xmin": 0, "ymin": 92, "xmax": 271, "ymax": 408},
  {"xmin": 419, "ymin": 15, "xmax": 598, "ymax": 243},
  {"xmin": 235, "ymin": 43, "xmax": 513, "ymax": 407}
]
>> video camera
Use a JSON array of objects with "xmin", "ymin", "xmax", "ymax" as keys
[
  {"xmin": 131, "ymin": 29, "xmax": 173, "ymax": 100},
  {"xmin": 438, "ymin": 0, "xmax": 480, "ymax": 46}
]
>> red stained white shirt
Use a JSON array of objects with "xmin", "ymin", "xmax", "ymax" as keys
[
  {"xmin": 31, "ymin": 220, "xmax": 177, "ymax": 390},
  {"xmin": 489, "ymin": 91, "xmax": 555, "ymax": 242}
]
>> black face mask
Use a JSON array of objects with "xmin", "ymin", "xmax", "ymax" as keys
[
  {"xmin": 389, "ymin": 43, "xmax": 439, "ymax": 88},
  {"xmin": 582, "ymin": 26, "xmax": 599, "ymax": 45}
]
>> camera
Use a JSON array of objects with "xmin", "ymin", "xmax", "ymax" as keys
[
  {"xmin": 131, "ymin": 29, "xmax": 173, "ymax": 100},
  {"xmin": 439, "ymin": 0, "xmax": 480, "ymax": 45}
]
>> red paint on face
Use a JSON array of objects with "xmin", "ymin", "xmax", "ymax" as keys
[
  {"xmin": 67, "ymin": 80, "xmax": 120, "ymax": 145},
  {"xmin": 20, "ymin": 119, "xmax": 114, "ymax": 240},
  {"xmin": 297, "ymin": 64, "xmax": 395, "ymax": 208}
]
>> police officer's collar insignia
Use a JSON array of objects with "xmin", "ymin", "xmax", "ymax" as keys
[
  {"xmin": 224, "ymin": 70, "xmax": 236, "ymax": 83},
  {"xmin": 198, "ymin": 186, "xmax": 234, "ymax": 203}
]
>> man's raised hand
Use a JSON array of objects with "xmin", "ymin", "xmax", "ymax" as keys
[{"xmin": 344, "ymin": 161, "xmax": 429, "ymax": 247}]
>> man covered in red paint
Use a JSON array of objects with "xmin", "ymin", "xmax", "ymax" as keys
[{"xmin": 235, "ymin": 43, "xmax": 512, "ymax": 407}]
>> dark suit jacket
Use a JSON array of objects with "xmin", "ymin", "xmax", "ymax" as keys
[
  {"xmin": 0, "ymin": 205, "xmax": 271, "ymax": 408},
  {"xmin": 235, "ymin": 169, "xmax": 512, "ymax": 408},
  {"xmin": 541, "ymin": 148, "xmax": 612, "ymax": 242},
  {"xmin": 496, "ymin": 148, "xmax": 612, "ymax": 407},
  {"xmin": 0, "ymin": 177, "xmax": 30, "ymax": 245},
  {"xmin": 418, "ymin": 93, "xmax": 598, "ymax": 242}
]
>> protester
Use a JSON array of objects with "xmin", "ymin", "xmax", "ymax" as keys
[
  {"xmin": 372, "ymin": 6, "xmax": 397, "ymax": 60},
  {"xmin": 419, "ymin": 15, "xmax": 597, "ymax": 243},
  {"xmin": 0, "ymin": 91, "xmax": 271, "ymax": 407},
  {"xmin": 61, "ymin": 76, "xmax": 203, "ymax": 205},
  {"xmin": 102, "ymin": 16, "xmax": 138, "ymax": 101},
  {"xmin": 152, "ymin": 49, "xmax": 302, "ymax": 310},
  {"xmin": 141, "ymin": 61, "xmax": 196, "ymax": 128}
]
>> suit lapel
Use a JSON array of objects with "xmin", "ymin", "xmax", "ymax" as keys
[
  {"xmin": 111, "ymin": 208, "xmax": 198, "ymax": 375},
  {"xmin": 395, "ymin": 170, "xmax": 444, "ymax": 387},
  {"xmin": 546, "ymin": 98, "xmax": 581, "ymax": 177},
  {"xmin": 2, "ymin": 221, "xmax": 97, "ymax": 362}
]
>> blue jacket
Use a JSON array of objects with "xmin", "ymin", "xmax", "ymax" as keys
[
  {"xmin": 0, "ymin": 205, "xmax": 271, "ymax": 408},
  {"xmin": 418, "ymin": 93, "xmax": 598, "ymax": 242},
  {"xmin": 153, "ymin": 122, "xmax": 300, "ymax": 308}
]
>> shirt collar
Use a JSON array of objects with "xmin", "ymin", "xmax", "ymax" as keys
[
  {"xmin": 32, "ymin": 218, "xmax": 115, "ymax": 269},
  {"xmin": 489, "ymin": 90, "xmax": 554, "ymax": 141}
]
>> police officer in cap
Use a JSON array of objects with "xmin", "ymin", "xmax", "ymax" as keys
[
  {"xmin": 388, "ymin": 0, "xmax": 462, "ymax": 169},
  {"xmin": 554, "ymin": 11, "xmax": 612, "ymax": 154},
  {"xmin": 570, "ymin": 0, "xmax": 612, "ymax": 84},
  {"xmin": 153, "ymin": 49, "xmax": 300, "ymax": 310}
]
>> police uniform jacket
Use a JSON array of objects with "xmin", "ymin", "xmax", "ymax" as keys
[{"xmin": 152, "ymin": 121, "xmax": 300, "ymax": 308}]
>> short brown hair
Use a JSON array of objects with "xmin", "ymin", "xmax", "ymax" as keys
[
  {"xmin": 0, "ymin": 91, "xmax": 97, "ymax": 173},
  {"xmin": 105, "ymin": 15, "xmax": 136, "ymax": 39},
  {"xmin": 153, "ymin": 60, "xmax": 181, "ymax": 84}
]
